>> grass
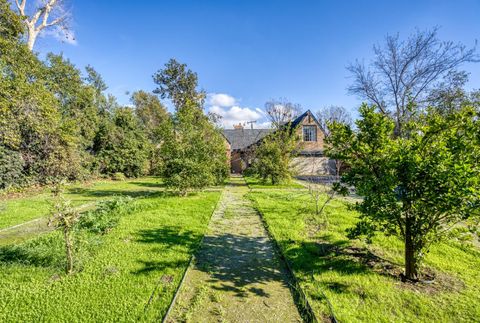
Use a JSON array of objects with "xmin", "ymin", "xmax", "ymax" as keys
[
  {"xmin": 243, "ymin": 175, "xmax": 304, "ymax": 189},
  {"xmin": 247, "ymin": 187, "xmax": 480, "ymax": 322},
  {"xmin": 0, "ymin": 188, "xmax": 221, "ymax": 322},
  {"xmin": 0, "ymin": 177, "xmax": 163, "ymax": 229}
]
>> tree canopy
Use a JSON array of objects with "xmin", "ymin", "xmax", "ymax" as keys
[{"xmin": 327, "ymin": 102, "xmax": 480, "ymax": 280}]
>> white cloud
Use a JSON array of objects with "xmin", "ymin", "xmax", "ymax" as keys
[
  {"xmin": 209, "ymin": 105, "xmax": 270, "ymax": 129},
  {"xmin": 207, "ymin": 93, "xmax": 271, "ymax": 129},
  {"xmin": 208, "ymin": 93, "xmax": 236, "ymax": 107},
  {"xmin": 256, "ymin": 121, "xmax": 272, "ymax": 128}
]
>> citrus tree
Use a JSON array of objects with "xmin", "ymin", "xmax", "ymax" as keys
[{"xmin": 327, "ymin": 103, "xmax": 480, "ymax": 281}]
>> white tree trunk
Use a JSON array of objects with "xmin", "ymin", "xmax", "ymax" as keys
[
  {"xmin": 14, "ymin": 0, "xmax": 69, "ymax": 51},
  {"xmin": 26, "ymin": 27, "xmax": 38, "ymax": 51}
]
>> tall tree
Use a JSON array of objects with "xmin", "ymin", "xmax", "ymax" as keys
[
  {"xmin": 316, "ymin": 105, "xmax": 352, "ymax": 137},
  {"xmin": 131, "ymin": 90, "xmax": 168, "ymax": 142},
  {"xmin": 153, "ymin": 59, "xmax": 204, "ymax": 109},
  {"xmin": 264, "ymin": 98, "xmax": 300, "ymax": 128},
  {"xmin": 131, "ymin": 90, "xmax": 169, "ymax": 175},
  {"xmin": 93, "ymin": 107, "xmax": 149, "ymax": 178},
  {"xmin": 0, "ymin": 4, "xmax": 81, "ymax": 186},
  {"xmin": 348, "ymin": 27, "xmax": 478, "ymax": 136},
  {"xmin": 153, "ymin": 59, "xmax": 228, "ymax": 195},
  {"xmin": 327, "ymin": 103, "xmax": 480, "ymax": 281},
  {"xmin": 12, "ymin": 0, "xmax": 73, "ymax": 50}
]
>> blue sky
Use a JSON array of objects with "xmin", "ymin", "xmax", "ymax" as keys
[{"xmin": 33, "ymin": 0, "xmax": 480, "ymax": 128}]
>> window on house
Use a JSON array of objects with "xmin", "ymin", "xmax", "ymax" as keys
[{"xmin": 303, "ymin": 126, "xmax": 317, "ymax": 142}]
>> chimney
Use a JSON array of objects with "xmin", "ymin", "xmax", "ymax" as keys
[{"xmin": 233, "ymin": 123, "xmax": 244, "ymax": 129}]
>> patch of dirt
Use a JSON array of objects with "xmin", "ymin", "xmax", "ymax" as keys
[
  {"xmin": 311, "ymin": 241, "xmax": 465, "ymax": 294},
  {"xmin": 48, "ymin": 273, "xmax": 62, "ymax": 284},
  {"xmin": 396, "ymin": 269, "xmax": 465, "ymax": 295}
]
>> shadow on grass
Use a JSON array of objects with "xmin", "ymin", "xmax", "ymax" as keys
[
  {"xmin": 66, "ymin": 188, "xmax": 168, "ymax": 199},
  {"xmin": 0, "ymin": 236, "xmax": 64, "ymax": 269},
  {"xmin": 131, "ymin": 181, "xmax": 165, "ymax": 189},
  {"xmin": 132, "ymin": 226, "xmax": 202, "ymax": 275},
  {"xmin": 281, "ymin": 239, "xmax": 403, "ymax": 292},
  {"xmin": 133, "ymin": 225, "xmax": 292, "ymax": 298}
]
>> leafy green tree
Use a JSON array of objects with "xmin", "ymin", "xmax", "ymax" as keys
[
  {"xmin": 131, "ymin": 90, "xmax": 169, "ymax": 175},
  {"xmin": 93, "ymin": 107, "xmax": 149, "ymax": 177},
  {"xmin": 327, "ymin": 103, "xmax": 480, "ymax": 281},
  {"xmin": 154, "ymin": 59, "xmax": 228, "ymax": 195},
  {"xmin": 131, "ymin": 90, "xmax": 168, "ymax": 141},
  {"xmin": 44, "ymin": 54, "xmax": 101, "ymax": 175},
  {"xmin": 0, "ymin": 0, "xmax": 24, "ymax": 41},
  {"xmin": 153, "ymin": 58, "xmax": 204, "ymax": 109},
  {"xmin": 251, "ymin": 126, "xmax": 300, "ymax": 184},
  {"xmin": 0, "ymin": 146, "xmax": 24, "ymax": 189},
  {"xmin": 1, "ymin": 7, "xmax": 81, "ymax": 186},
  {"xmin": 85, "ymin": 65, "xmax": 108, "ymax": 94}
]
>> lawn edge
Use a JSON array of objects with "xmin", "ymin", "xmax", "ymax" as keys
[
  {"xmin": 161, "ymin": 188, "xmax": 225, "ymax": 322},
  {"xmin": 245, "ymin": 178, "xmax": 332, "ymax": 323}
]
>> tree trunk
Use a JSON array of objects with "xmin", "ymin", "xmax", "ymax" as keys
[
  {"xmin": 26, "ymin": 26, "xmax": 38, "ymax": 51},
  {"xmin": 64, "ymin": 228, "xmax": 73, "ymax": 274},
  {"xmin": 404, "ymin": 218, "xmax": 418, "ymax": 281},
  {"xmin": 335, "ymin": 160, "xmax": 341, "ymax": 178}
]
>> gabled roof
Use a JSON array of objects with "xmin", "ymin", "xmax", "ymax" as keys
[
  {"xmin": 290, "ymin": 110, "xmax": 326, "ymax": 134},
  {"xmin": 221, "ymin": 110, "xmax": 325, "ymax": 150},
  {"xmin": 222, "ymin": 129, "xmax": 272, "ymax": 150}
]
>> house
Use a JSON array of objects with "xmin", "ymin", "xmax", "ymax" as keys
[{"xmin": 222, "ymin": 110, "xmax": 334, "ymax": 175}]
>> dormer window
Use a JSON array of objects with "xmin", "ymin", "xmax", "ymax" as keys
[{"xmin": 303, "ymin": 125, "xmax": 317, "ymax": 142}]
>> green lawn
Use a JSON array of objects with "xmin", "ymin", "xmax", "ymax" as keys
[
  {"xmin": 0, "ymin": 177, "xmax": 163, "ymax": 229},
  {"xmin": 0, "ymin": 188, "xmax": 221, "ymax": 322},
  {"xmin": 243, "ymin": 175, "xmax": 304, "ymax": 189},
  {"xmin": 248, "ymin": 187, "xmax": 480, "ymax": 322}
]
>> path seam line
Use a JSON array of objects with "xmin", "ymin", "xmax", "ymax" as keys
[{"xmin": 161, "ymin": 188, "xmax": 225, "ymax": 322}]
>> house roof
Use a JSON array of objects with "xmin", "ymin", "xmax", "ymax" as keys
[
  {"xmin": 290, "ymin": 110, "xmax": 326, "ymax": 134},
  {"xmin": 222, "ymin": 110, "xmax": 325, "ymax": 150},
  {"xmin": 222, "ymin": 129, "xmax": 272, "ymax": 150}
]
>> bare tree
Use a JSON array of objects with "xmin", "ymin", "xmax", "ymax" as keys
[
  {"xmin": 316, "ymin": 105, "xmax": 352, "ymax": 137},
  {"xmin": 347, "ymin": 27, "xmax": 478, "ymax": 136},
  {"xmin": 303, "ymin": 156, "xmax": 345, "ymax": 227},
  {"xmin": 265, "ymin": 98, "xmax": 300, "ymax": 129},
  {"xmin": 316, "ymin": 106, "xmax": 352, "ymax": 176},
  {"xmin": 13, "ymin": 0, "xmax": 72, "ymax": 50}
]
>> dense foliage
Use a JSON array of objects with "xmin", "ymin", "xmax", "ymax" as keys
[
  {"xmin": 327, "ymin": 103, "xmax": 480, "ymax": 280},
  {"xmin": 0, "ymin": 3, "xmax": 155, "ymax": 189},
  {"xmin": 1, "ymin": 4, "xmax": 230, "ymax": 192},
  {"xmin": 154, "ymin": 59, "xmax": 229, "ymax": 195},
  {"xmin": 250, "ymin": 125, "xmax": 300, "ymax": 184}
]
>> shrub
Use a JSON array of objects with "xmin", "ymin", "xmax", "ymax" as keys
[
  {"xmin": 112, "ymin": 172, "xmax": 126, "ymax": 181},
  {"xmin": 77, "ymin": 197, "xmax": 134, "ymax": 234},
  {"xmin": 250, "ymin": 127, "xmax": 300, "ymax": 185}
]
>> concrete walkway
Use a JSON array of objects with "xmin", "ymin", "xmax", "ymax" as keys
[{"xmin": 166, "ymin": 176, "xmax": 301, "ymax": 323}]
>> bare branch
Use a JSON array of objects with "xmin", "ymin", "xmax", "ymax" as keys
[
  {"xmin": 347, "ymin": 27, "xmax": 479, "ymax": 136},
  {"xmin": 316, "ymin": 105, "xmax": 352, "ymax": 137},
  {"xmin": 265, "ymin": 98, "xmax": 300, "ymax": 129},
  {"xmin": 15, "ymin": 0, "xmax": 27, "ymax": 15},
  {"xmin": 12, "ymin": 0, "xmax": 72, "ymax": 50}
]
